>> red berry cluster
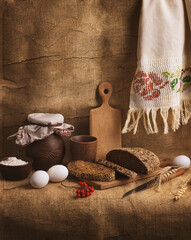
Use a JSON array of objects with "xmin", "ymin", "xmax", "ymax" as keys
[{"xmin": 76, "ymin": 182, "xmax": 94, "ymax": 198}]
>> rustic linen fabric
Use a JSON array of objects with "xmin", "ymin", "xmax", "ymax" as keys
[
  {"xmin": 9, "ymin": 123, "xmax": 74, "ymax": 146},
  {"xmin": 7, "ymin": 113, "xmax": 74, "ymax": 146},
  {"xmin": 1, "ymin": 169, "xmax": 191, "ymax": 240},
  {"xmin": 27, "ymin": 113, "xmax": 64, "ymax": 126},
  {"xmin": 122, "ymin": 0, "xmax": 191, "ymax": 134}
]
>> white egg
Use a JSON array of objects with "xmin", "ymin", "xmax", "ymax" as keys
[
  {"xmin": 47, "ymin": 165, "xmax": 69, "ymax": 182},
  {"xmin": 30, "ymin": 170, "xmax": 49, "ymax": 189},
  {"xmin": 172, "ymin": 155, "xmax": 191, "ymax": 167}
]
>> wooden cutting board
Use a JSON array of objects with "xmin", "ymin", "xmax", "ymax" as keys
[
  {"xmin": 83, "ymin": 167, "xmax": 187, "ymax": 190},
  {"xmin": 82, "ymin": 158, "xmax": 187, "ymax": 190},
  {"xmin": 90, "ymin": 82, "xmax": 121, "ymax": 160},
  {"xmin": 83, "ymin": 168, "xmax": 162, "ymax": 190}
]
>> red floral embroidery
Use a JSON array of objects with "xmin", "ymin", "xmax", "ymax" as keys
[
  {"xmin": 133, "ymin": 71, "xmax": 164, "ymax": 100},
  {"xmin": 134, "ymin": 70, "xmax": 147, "ymax": 78},
  {"xmin": 148, "ymin": 73, "xmax": 163, "ymax": 86},
  {"xmin": 152, "ymin": 89, "xmax": 160, "ymax": 98}
]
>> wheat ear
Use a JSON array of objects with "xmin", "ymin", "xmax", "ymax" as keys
[
  {"xmin": 174, "ymin": 174, "xmax": 191, "ymax": 201},
  {"xmin": 161, "ymin": 168, "xmax": 178, "ymax": 182},
  {"xmin": 155, "ymin": 166, "xmax": 187, "ymax": 191},
  {"xmin": 155, "ymin": 166, "xmax": 184, "ymax": 191}
]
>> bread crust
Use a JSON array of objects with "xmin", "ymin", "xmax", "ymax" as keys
[
  {"xmin": 67, "ymin": 160, "xmax": 115, "ymax": 181},
  {"xmin": 95, "ymin": 159, "xmax": 137, "ymax": 178},
  {"xmin": 106, "ymin": 148, "xmax": 160, "ymax": 174}
]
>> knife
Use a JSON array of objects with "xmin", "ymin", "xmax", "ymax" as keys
[{"xmin": 122, "ymin": 167, "xmax": 187, "ymax": 199}]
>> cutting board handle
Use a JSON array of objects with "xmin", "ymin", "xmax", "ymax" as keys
[{"xmin": 98, "ymin": 82, "xmax": 112, "ymax": 106}]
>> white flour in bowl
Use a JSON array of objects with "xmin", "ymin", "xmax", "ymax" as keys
[{"xmin": 0, "ymin": 157, "xmax": 27, "ymax": 166}]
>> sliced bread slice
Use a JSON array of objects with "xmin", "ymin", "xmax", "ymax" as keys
[
  {"xmin": 95, "ymin": 159, "xmax": 137, "ymax": 178},
  {"xmin": 67, "ymin": 160, "xmax": 115, "ymax": 182}
]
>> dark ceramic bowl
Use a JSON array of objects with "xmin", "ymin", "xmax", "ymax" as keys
[{"xmin": 0, "ymin": 156, "xmax": 33, "ymax": 181}]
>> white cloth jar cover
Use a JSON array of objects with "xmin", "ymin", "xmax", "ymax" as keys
[
  {"xmin": 122, "ymin": 0, "xmax": 191, "ymax": 134},
  {"xmin": 8, "ymin": 113, "xmax": 74, "ymax": 146},
  {"xmin": 27, "ymin": 113, "xmax": 64, "ymax": 126}
]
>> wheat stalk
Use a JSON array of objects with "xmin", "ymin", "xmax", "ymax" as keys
[
  {"xmin": 155, "ymin": 166, "xmax": 182, "ymax": 191},
  {"xmin": 161, "ymin": 168, "xmax": 179, "ymax": 183},
  {"xmin": 174, "ymin": 174, "xmax": 191, "ymax": 201},
  {"xmin": 154, "ymin": 166, "xmax": 188, "ymax": 192}
]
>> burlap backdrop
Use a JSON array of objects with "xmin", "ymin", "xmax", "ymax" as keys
[{"xmin": 1, "ymin": 0, "xmax": 191, "ymax": 160}]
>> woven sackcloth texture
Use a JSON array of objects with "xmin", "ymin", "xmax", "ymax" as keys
[
  {"xmin": 1, "ymin": 169, "xmax": 191, "ymax": 240},
  {"xmin": 123, "ymin": 0, "xmax": 191, "ymax": 134}
]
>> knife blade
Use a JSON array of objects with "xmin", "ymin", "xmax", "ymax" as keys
[
  {"xmin": 122, "ymin": 176, "xmax": 157, "ymax": 199},
  {"xmin": 122, "ymin": 167, "xmax": 187, "ymax": 199}
]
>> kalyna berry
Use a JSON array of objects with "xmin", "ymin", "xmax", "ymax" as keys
[{"xmin": 76, "ymin": 181, "xmax": 95, "ymax": 198}]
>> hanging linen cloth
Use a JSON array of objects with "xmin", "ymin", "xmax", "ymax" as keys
[{"xmin": 122, "ymin": 0, "xmax": 191, "ymax": 134}]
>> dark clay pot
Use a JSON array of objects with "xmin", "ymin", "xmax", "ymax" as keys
[{"xmin": 26, "ymin": 134, "xmax": 65, "ymax": 171}]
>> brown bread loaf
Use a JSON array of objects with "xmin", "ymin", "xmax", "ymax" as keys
[
  {"xmin": 67, "ymin": 160, "xmax": 115, "ymax": 181},
  {"xmin": 95, "ymin": 159, "xmax": 137, "ymax": 178},
  {"xmin": 106, "ymin": 148, "xmax": 160, "ymax": 174}
]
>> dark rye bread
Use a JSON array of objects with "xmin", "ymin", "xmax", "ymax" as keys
[
  {"xmin": 67, "ymin": 160, "xmax": 115, "ymax": 182},
  {"xmin": 95, "ymin": 159, "xmax": 137, "ymax": 179},
  {"xmin": 106, "ymin": 148, "xmax": 160, "ymax": 174}
]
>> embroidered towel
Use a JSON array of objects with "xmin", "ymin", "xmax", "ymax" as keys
[{"xmin": 122, "ymin": 0, "xmax": 191, "ymax": 134}]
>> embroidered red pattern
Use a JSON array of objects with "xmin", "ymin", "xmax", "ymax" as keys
[{"xmin": 133, "ymin": 70, "xmax": 163, "ymax": 100}]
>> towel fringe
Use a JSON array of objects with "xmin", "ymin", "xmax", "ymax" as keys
[
  {"xmin": 160, "ymin": 108, "xmax": 169, "ymax": 134},
  {"xmin": 122, "ymin": 100, "xmax": 191, "ymax": 134},
  {"xmin": 181, "ymin": 99, "xmax": 191, "ymax": 125},
  {"xmin": 143, "ymin": 109, "xmax": 154, "ymax": 134},
  {"xmin": 151, "ymin": 108, "xmax": 159, "ymax": 133},
  {"xmin": 171, "ymin": 106, "xmax": 180, "ymax": 132}
]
